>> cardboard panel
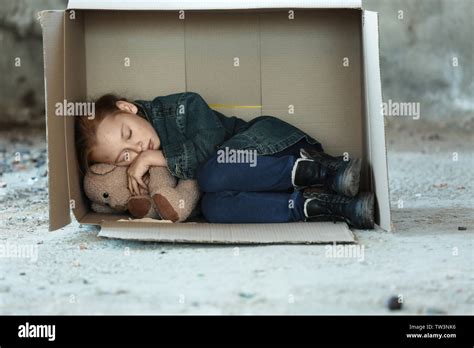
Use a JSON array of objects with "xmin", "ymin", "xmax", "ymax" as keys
[
  {"xmin": 39, "ymin": 11, "xmax": 71, "ymax": 231},
  {"xmin": 84, "ymin": 11, "xmax": 185, "ymax": 100},
  {"xmin": 68, "ymin": 0, "xmax": 362, "ymax": 11},
  {"xmin": 260, "ymin": 10, "xmax": 363, "ymax": 160},
  {"xmin": 64, "ymin": 10, "xmax": 89, "ymax": 222},
  {"xmin": 99, "ymin": 220, "xmax": 356, "ymax": 244},
  {"xmin": 362, "ymin": 11, "xmax": 392, "ymax": 231},
  {"xmin": 185, "ymin": 11, "xmax": 261, "ymax": 118}
]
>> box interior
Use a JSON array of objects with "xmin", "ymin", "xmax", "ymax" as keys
[{"xmin": 56, "ymin": 8, "xmax": 385, "ymax": 235}]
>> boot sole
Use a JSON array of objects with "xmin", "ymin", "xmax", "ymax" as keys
[
  {"xmin": 355, "ymin": 192, "xmax": 375, "ymax": 229},
  {"xmin": 335, "ymin": 158, "xmax": 361, "ymax": 197}
]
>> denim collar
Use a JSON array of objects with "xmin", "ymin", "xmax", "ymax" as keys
[{"xmin": 133, "ymin": 101, "xmax": 149, "ymax": 122}]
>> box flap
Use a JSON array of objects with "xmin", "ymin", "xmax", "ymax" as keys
[
  {"xmin": 68, "ymin": 0, "xmax": 362, "ymax": 10},
  {"xmin": 362, "ymin": 11, "xmax": 392, "ymax": 231},
  {"xmin": 38, "ymin": 10, "xmax": 72, "ymax": 231},
  {"xmin": 64, "ymin": 10, "xmax": 90, "ymax": 224},
  {"xmin": 98, "ymin": 220, "xmax": 356, "ymax": 244}
]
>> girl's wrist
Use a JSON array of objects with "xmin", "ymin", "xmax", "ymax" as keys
[{"xmin": 145, "ymin": 150, "xmax": 167, "ymax": 167}]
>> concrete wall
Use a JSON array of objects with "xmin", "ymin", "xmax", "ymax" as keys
[
  {"xmin": 0, "ymin": 0, "xmax": 67, "ymax": 128},
  {"xmin": 0, "ymin": 0, "xmax": 472, "ymax": 129},
  {"xmin": 364, "ymin": 0, "xmax": 474, "ymax": 129}
]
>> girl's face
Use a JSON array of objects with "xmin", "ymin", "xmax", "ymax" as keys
[{"xmin": 90, "ymin": 102, "xmax": 160, "ymax": 166}]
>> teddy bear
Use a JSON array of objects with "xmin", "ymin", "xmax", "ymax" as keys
[{"xmin": 83, "ymin": 164, "xmax": 201, "ymax": 222}]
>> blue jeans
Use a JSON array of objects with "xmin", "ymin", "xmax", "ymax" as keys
[{"xmin": 196, "ymin": 138, "xmax": 322, "ymax": 223}]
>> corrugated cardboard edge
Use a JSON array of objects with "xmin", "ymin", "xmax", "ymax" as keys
[
  {"xmin": 68, "ymin": 0, "xmax": 362, "ymax": 11},
  {"xmin": 362, "ymin": 11, "xmax": 392, "ymax": 232},
  {"xmin": 38, "ymin": 11, "xmax": 72, "ymax": 231},
  {"xmin": 98, "ymin": 220, "xmax": 356, "ymax": 244},
  {"xmin": 64, "ymin": 10, "xmax": 90, "ymax": 224}
]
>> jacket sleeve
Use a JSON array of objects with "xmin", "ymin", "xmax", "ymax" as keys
[
  {"xmin": 161, "ymin": 127, "xmax": 226, "ymax": 179},
  {"xmin": 160, "ymin": 92, "xmax": 227, "ymax": 179}
]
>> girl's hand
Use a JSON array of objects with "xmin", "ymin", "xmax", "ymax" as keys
[{"xmin": 127, "ymin": 152, "xmax": 151, "ymax": 196}]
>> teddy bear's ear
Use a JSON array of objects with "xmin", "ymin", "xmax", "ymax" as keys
[{"xmin": 89, "ymin": 163, "xmax": 116, "ymax": 176}]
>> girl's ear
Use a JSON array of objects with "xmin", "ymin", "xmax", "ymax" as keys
[{"xmin": 116, "ymin": 101, "xmax": 138, "ymax": 114}]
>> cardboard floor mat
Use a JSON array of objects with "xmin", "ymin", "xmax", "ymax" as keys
[{"xmin": 98, "ymin": 220, "xmax": 356, "ymax": 244}]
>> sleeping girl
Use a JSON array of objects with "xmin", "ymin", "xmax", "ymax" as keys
[{"xmin": 75, "ymin": 92, "xmax": 374, "ymax": 228}]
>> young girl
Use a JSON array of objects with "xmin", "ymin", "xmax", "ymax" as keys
[{"xmin": 76, "ymin": 92, "xmax": 374, "ymax": 229}]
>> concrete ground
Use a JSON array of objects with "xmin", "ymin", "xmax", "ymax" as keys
[{"xmin": 0, "ymin": 123, "xmax": 472, "ymax": 314}]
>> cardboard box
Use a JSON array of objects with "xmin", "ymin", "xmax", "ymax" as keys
[{"xmin": 38, "ymin": 0, "xmax": 391, "ymax": 244}]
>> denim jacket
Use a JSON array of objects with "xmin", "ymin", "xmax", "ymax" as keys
[{"xmin": 134, "ymin": 92, "xmax": 321, "ymax": 179}]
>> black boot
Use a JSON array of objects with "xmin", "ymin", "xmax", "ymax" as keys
[
  {"xmin": 291, "ymin": 148, "xmax": 362, "ymax": 197},
  {"xmin": 303, "ymin": 191, "xmax": 374, "ymax": 229}
]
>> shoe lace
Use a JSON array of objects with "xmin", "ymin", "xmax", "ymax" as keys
[{"xmin": 318, "ymin": 194, "xmax": 349, "ymax": 216}]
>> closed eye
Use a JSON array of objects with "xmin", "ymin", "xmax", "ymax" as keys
[{"xmin": 121, "ymin": 124, "xmax": 132, "ymax": 141}]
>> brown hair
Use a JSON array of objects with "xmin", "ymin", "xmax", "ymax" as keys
[{"xmin": 75, "ymin": 94, "xmax": 127, "ymax": 175}]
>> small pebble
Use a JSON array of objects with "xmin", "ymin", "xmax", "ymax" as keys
[
  {"xmin": 19, "ymin": 272, "xmax": 26, "ymax": 276},
  {"xmin": 427, "ymin": 133, "xmax": 441, "ymax": 141},
  {"xmin": 458, "ymin": 226, "xmax": 467, "ymax": 231},
  {"xmin": 425, "ymin": 307, "xmax": 447, "ymax": 315},
  {"xmin": 387, "ymin": 295, "xmax": 403, "ymax": 310},
  {"xmin": 0, "ymin": 181, "xmax": 6, "ymax": 188},
  {"xmin": 238, "ymin": 292, "xmax": 255, "ymax": 299},
  {"xmin": 35, "ymin": 160, "xmax": 46, "ymax": 168}
]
